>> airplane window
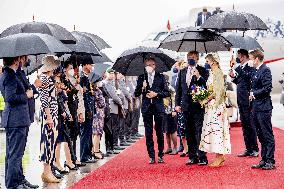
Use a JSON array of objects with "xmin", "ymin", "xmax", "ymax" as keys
[{"xmin": 154, "ymin": 32, "xmax": 168, "ymax": 41}]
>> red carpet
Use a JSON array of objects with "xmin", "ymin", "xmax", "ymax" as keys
[{"xmin": 71, "ymin": 126, "xmax": 284, "ymax": 189}]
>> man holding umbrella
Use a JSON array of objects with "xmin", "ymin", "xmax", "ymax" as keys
[{"xmin": 134, "ymin": 57, "xmax": 170, "ymax": 164}]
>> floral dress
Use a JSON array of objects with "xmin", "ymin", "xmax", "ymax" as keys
[
  {"xmin": 199, "ymin": 69, "xmax": 231, "ymax": 155},
  {"xmin": 39, "ymin": 74, "xmax": 58, "ymax": 164},
  {"xmin": 92, "ymin": 88, "xmax": 106, "ymax": 135}
]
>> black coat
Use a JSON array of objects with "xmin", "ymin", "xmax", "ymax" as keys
[
  {"xmin": 134, "ymin": 72, "xmax": 170, "ymax": 114},
  {"xmin": 175, "ymin": 65, "xmax": 208, "ymax": 112},
  {"xmin": 0, "ymin": 67, "xmax": 30, "ymax": 128},
  {"xmin": 251, "ymin": 64, "xmax": 273, "ymax": 112}
]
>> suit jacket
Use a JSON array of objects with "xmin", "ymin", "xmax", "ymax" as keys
[
  {"xmin": 134, "ymin": 72, "xmax": 170, "ymax": 114},
  {"xmin": 175, "ymin": 65, "xmax": 208, "ymax": 112},
  {"xmin": 196, "ymin": 12, "xmax": 211, "ymax": 26},
  {"xmin": 232, "ymin": 64, "xmax": 255, "ymax": 108},
  {"xmin": 0, "ymin": 67, "xmax": 30, "ymax": 128},
  {"xmin": 212, "ymin": 10, "xmax": 224, "ymax": 15},
  {"xmin": 103, "ymin": 80, "xmax": 123, "ymax": 114},
  {"xmin": 251, "ymin": 64, "xmax": 273, "ymax": 112},
  {"xmin": 119, "ymin": 79, "xmax": 132, "ymax": 110},
  {"xmin": 80, "ymin": 73, "xmax": 94, "ymax": 117},
  {"xmin": 17, "ymin": 68, "xmax": 37, "ymax": 123}
]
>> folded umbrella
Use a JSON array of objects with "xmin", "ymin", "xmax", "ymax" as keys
[
  {"xmin": 113, "ymin": 46, "xmax": 175, "ymax": 76},
  {"xmin": 159, "ymin": 27, "xmax": 232, "ymax": 53},
  {"xmin": 0, "ymin": 22, "xmax": 76, "ymax": 44},
  {"xmin": 0, "ymin": 33, "xmax": 71, "ymax": 58}
]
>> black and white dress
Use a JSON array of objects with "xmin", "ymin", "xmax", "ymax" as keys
[{"xmin": 39, "ymin": 74, "xmax": 58, "ymax": 164}]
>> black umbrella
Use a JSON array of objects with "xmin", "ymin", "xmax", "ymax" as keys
[
  {"xmin": 92, "ymin": 52, "xmax": 112, "ymax": 63},
  {"xmin": 23, "ymin": 55, "xmax": 44, "ymax": 75},
  {"xmin": 65, "ymin": 31, "xmax": 101, "ymax": 56},
  {"xmin": 0, "ymin": 33, "xmax": 71, "ymax": 58},
  {"xmin": 0, "ymin": 22, "xmax": 76, "ymax": 44},
  {"xmin": 113, "ymin": 46, "xmax": 175, "ymax": 76},
  {"xmin": 224, "ymin": 33, "xmax": 264, "ymax": 51},
  {"xmin": 158, "ymin": 27, "xmax": 232, "ymax": 53},
  {"xmin": 80, "ymin": 32, "xmax": 111, "ymax": 50},
  {"xmin": 201, "ymin": 11, "xmax": 268, "ymax": 31}
]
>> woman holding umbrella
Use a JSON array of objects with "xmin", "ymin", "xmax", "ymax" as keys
[{"xmin": 38, "ymin": 55, "xmax": 61, "ymax": 183}]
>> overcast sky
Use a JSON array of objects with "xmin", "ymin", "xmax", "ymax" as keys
[{"xmin": 0, "ymin": 0, "xmax": 268, "ymax": 60}]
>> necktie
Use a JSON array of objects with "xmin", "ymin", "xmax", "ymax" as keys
[
  {"xmin": 148, "ymin": 73, "xmax": 153, "ymax": 88},
  {"xmin": 186, "ymin": 67, "xmax": 193, "ymax": 87}
]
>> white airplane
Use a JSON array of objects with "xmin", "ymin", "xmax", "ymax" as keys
[{"xmin": 140, "ymin": 0, "xmax": 284, "ymax": 94}]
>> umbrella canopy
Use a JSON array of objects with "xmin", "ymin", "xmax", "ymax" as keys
[
  {"xmin": 0, "ymin": 22, "xmax": 76, "ymax": 44},
  {"xmin": 65, "ymin": 31, "xmax": 101, "ymax": 56},
  {"xmin": 201, "ymin": 11, "xmax": 268, "ymax": 31},
  {"xmin": 159, "ymin": 27, "xmax": 232, "ymax": 53},
  {"xmin": 93, "ymin": 62, "xmax": 113, "ymax": 76},
  {"xmin": 0, "ymin": 33, "xmax": 71, "ymax": 58},
  {"xmin": 23, "ymin": 55, "xmax": 44, "ymax": 75},
  {"xmin": 81, "ymin": 32, "xmax": 111, "ymax": 50},
  {"xmin": 224, "ymin": 33, "xmax": 264, "ymax": 51},
  {"xmin": 92, "ymin": 52, "xmax": 112, "ymax": 64},
  {"xmin": 113, "ymin": 46, "xmax": 175, "ymax": 76}
]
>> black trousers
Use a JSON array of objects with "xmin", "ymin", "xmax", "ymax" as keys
[
  {"xmin": 121, "ymin": 110, "xmax": 131, "ymax": 141},
  {"xmin": 104, "ymin": 116, "xmax": 114, "ymax": 151},
  {"xmin": 5, "ymin": 127, "xmax": 28, "ymax": 189},
  {"xmin": 80, "ymin": 118, "xmax": 93, "ymax": 161},
  {"xmin": 142, "ymin": 105, "xmax": 164, "ymax": 159},
  {"xmin": 110, "ymin": 113, "xmax": 120, "ymax": 147},
  {"xmin": 119, "ymin": 113, "xmax": 126, "ymax": 143},
  {"xmin": 183, "ymin": 110, "xmax": 207, "ymax": 161},
  {"xmin": 239, "ymin": 106, "xmax": 259, "ymax": 153},
  {"xmin": 131, "ymin": 109, "xmax": 140, "ymax": 136},
  {"xmin": 252, "ymin": 110, "xmax": 275, "ymax": 164}
]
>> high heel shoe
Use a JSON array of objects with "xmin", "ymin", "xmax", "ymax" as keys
[
  {"xmin": 209, "ymin": 156, "xmax": 225, "ymax": 167},
  {"xmin": 64, "ymin": 162, "xmax": 78, "ymax": 171},
  {"xmin": 92, "ymin": 152, "xmax": 104, "ymax": 159},
  {"xmin": 41, "ymin": 173, "xmax": 61, "ymax": 183},
  {"xmin": 52, "ymin": 165, "xmax": 69, "ymax": 174}
]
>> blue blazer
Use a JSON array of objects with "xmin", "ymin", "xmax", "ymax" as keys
[
  {"xmin": 251, "ymin": 64, "xmax": 273, "ymax": 112},
  {"xmin": 0, "ymin": 67, "xmax": 31, "ymax": 128},
  {"xmin": 134, "ymin": 72, "xmax": 170, "ymax": 114},
  {"xmin": 175, "ymin": 65, "xmax": 208, "ymax": 112},
  {"xmin": 232, "ymin": 64, "xmax": 255, "ymax": 108}
]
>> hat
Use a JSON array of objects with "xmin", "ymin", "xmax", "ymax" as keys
[
  {"xmin": 88, "ymin": 71, "xmax": 102, "ymax": 84},
  {"xmin": 40, "ymin": 55, "xmax": 60, "ymax": 73},
  {"xmin": 106, "ymin": 67, "xmax": 115, "ymax": 74}
]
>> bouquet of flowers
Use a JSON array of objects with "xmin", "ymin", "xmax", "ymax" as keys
[{"xmin": 190, "ymin": 85, "xmax": 213, "ymax": 104}]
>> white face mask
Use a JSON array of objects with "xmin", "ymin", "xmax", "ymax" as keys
[
  {"xmin": 97, "ymin": 81, "xmax": 103, "ymax": 87},
  {"xmin": 247, "ymin": 60, "xmax": 254, "ymax": 67},
  {"xmin": 145, "ymin": 66, "xmax": 154, "ymax": 74},
  {"xmin": 68, "ymin": 69, "xmax": 75, "ymax": 77}
]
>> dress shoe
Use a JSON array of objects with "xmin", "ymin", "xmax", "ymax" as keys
[
  {"xmin": 64, "ymin": 162, "xmax": 79, "ymax": 170},
  {"xmin": 92, "ymin": 152, "xmax": 104, "ymax": 160},
  {"xmin": 75, "ymin": 162, "xmax": 86, "ymax": 167},
  {"xmin": 53, "ymin": 171, "xmax": 64, "ymax": 179},
  {"xmin": 52, "ymin": 165, "xmax": 69, "ymax": 175},
  {"xmin": 23, "ymin": 179, "xmax": 39, "ymax": 188},
  {"xmin": 180, "ymin": 152, "xmax": 187, "ymax": 157},
  {"xmin": 209, "ymin": 156, "xmax": 225, "ymax": 167},
  {"xmin": 126, "ymin": 139, "xmax": 136, "ymax": 143},
  {"xmin": 158, "ymin": 157, "xmax": 165, "ymax": 163},
  {"xmin": 136, "ymin": 133, "xmax": 144, "ymax": 138},
  {"xmin": 164, "ymin": 148, "xmax": 172, "ymax": 154},
  {"xmin": 149, "ymin": 158, "xmax": 155, "ymax": 164},
  {"xmin": 169, "ymin": 149, "xmax": 178, "ymax": 155},
  {"xmin": 237, "ymin": 151, "xmax": 251, "ymax": 157},
  {"xmin": 249, "ymin": 151, "xmax": 259, "ymax": 157},
  {"xmin": 81, "ymin": 158, "xmax": 97, "ymax": 163},
  {"xmin": 131, "ymin": 136, "xmax": 140, "ymax": 140},
  {"xmin": 41, "ymin": 174, "xmax": 61, "ymax": 183},
  {"xmin": 114, "ymin": 146, "xmax": 125, "ymax": 150},
  {"xmin": 251, "ymin": 160, "xmax": 266, "ymax": 169},
  {"xmin": 262, "ymin": 162, "xmax": 276, "ymax": 170},
  {"xmin": 178, "ymin": 146, "xmax": 184, "ymax": 152},
  {"xmin": 16, "ymin": 184, "xmax": 31, "ymax": 189},
  {"xmin": 120, "ymin": 142, "xmax": 131, "ymax": 146},
  {"xmin": 198, "ymin": 159, "xmax": 208, "ymax": 166},
  {"xmin": 185, "ymin": 159, "xmax": 198, "ymax": 165},
  {"xmin": 112, "ymin": 150, "xmax": 120, "ymax": 154}
]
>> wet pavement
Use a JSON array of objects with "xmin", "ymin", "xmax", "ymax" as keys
[{"xmin": 0, "ymin": 94, "xmax": 283, "ymax": 189}]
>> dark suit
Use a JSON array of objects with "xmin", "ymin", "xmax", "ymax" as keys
[
  {"xmin": 135, "ymin": 72, "xmax": 170, "ymax": 159},
  {"xmin": 212, "ymin": 10, "xmax": 224, "ymax": 15},
  {"xmin": 232, "ymin": 64, "xmax": 259, "ymax": 153},
  {"xmin": 0, "ymin": 67, "xmax": 30, "ymax": 189},
  {"xmin": 175, "ymin": 65, "xmax": 208, "ymax": 162},
  {"xmin": 251, "ymin": 64, "xmax": 275, "ymax": 164},
  {"xmin": 196, "ymin": 12, "xmax": 211, "ymax": 26}
]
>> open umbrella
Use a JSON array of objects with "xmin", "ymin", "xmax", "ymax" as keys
[
  {"xmin": 93, "ymin": 62, "xmax": 113, "ymax": 76},
  {"xmin": 65, "ymin": 31, "xmax": 101, "ymax": 56},
  {"xmin": 0, "ymin": 33, "xmax": 71, "ymax": 58},
  {"xmin": 0, "ymin": 22, "xmax": 76, "ymax": 44},
  {"xmin": 92, "ymin": 52, "xmax": 112, "ymax": 63},
  {"xmin": 80, "ymin": 32, "xmax": 111, "ymax": 50},
  {"xmin": 159, "ymin": 27, "xmax": 232, "ymax": 53},
  {"xmin": 224, "ymin": 33, "xmax": 264, "ymax": 51},
  {"xmin": 113, "ymin": 46, "xmax": 175, "ymax": 76},
  {"xmin": 201, "ymin": 11, "xmax": 268, "ymax": 31}
]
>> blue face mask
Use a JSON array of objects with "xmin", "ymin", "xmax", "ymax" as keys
[
  {"xmin": 25, "ymin": 59, "xmax": 31, "ymax": 67},
  {"xmin": 205, "ymin": 63, "xmax": 211, "ymax": 70},
  {"xmin": 172, "ymin": 68, "xmax": 178, "ymax": 73},
  {"xmin": 236, "ymin": 57, "xmax": 241, "ymax": 64},
  {"xmin": 188, "ymin": 59, "xmax": 196, "ymax": 66}
]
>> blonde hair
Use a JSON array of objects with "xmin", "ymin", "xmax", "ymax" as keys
[{"xmin": 205, "ymin": 53, "xmax": 220, "ymax": 68}]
